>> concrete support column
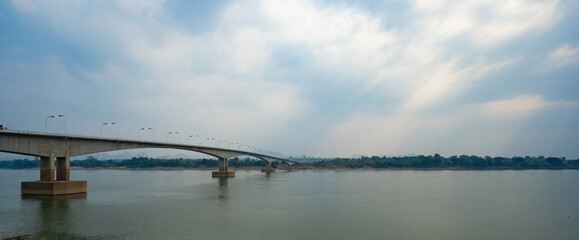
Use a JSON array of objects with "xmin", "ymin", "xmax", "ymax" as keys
[
  {"xmin": 40, "ymin": 155, "xmax": 55, "ymax": 181},
  {"xmin": 218, "ymin": 158, "xmax": 228, "ymax": 172},
  {"xmin": 24, "ymin": 153, "xmax": 86, "ymax": 195},
  {"xmin": 261, "ymin": 161, "xmax": 276, "ymax": 173},
  {"xmin": 212, "ymin": 158, "xmax": 235, "ymax": 177},
  {"xmin": 56, "ymin": 155, "xmax": 70, "ymax": 181}
]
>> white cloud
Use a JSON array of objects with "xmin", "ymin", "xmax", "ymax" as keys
[
  {"xmin": 415, "ymin": 0, "xmax": 560, "ymax": 46},
  {"xmin": 10, "ymin": 0, "xmax": 36, "ymax": 12},
  {"xmin": 550, "ymin": 43, "xmax": 579, "ymax": 66},
  {"xmin": 367, "ymin": 0, "xmax": 557, "ymax": 114},
  {"xmin": 475, "ymin": 95, "xmax": 579, "ymax": 118},
  {"xmin": 117, "ymin": 0, "xmax": 165, "ymax": 15},
  {"xmin": 475, "ymin": 95, "xmax": 553, "ymax": 118},
  {"xmin": 399, "ymin": 57, "xmax": 518, "ymax": 113},
  {"xmin": 2, "ymin": 0, "xmax": 577, "ymax": 158},
  {"xmin": 317, "ymin": 94, "xmax": 578, "ymax": 157}
]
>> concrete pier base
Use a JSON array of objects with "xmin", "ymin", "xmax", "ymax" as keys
[
  {"xmin": 21, "ymin": 180, "xmax": 87, "ymax": 195},
  {"xmin": 261, "ymin": 161, "xmax": 276, "ymax": 173},
  {"xmin": 261, "ymin": 168, "xmax": 276, "ymax": 173},
  {"xmin": 212, "ymin": 158, "xmax": 235, "ymax": 177},
  {"xmin": 212, "ymin": 171, "xmax": 235, "ymax": 177}
]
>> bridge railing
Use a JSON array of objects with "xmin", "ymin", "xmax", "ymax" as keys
[
  {"xmin": 1, "ymin": 129, "xmax": 291, "ymax": 161},
  {"xmin": 2, "ymin": 129, "xmax": 154, "ymax": 144}
]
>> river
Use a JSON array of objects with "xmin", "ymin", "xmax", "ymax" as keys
[{"xmin": 1, "ymin": 169, "xmax": 578, "ymax": 239}]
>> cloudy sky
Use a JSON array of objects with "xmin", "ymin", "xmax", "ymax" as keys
[{"xmin": 1, "ymin": 0, "xmax": 578, "ymax": 159}]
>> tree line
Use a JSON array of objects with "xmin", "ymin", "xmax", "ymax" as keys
[
  {"xmin": 1, "ymin": 154, "xmax": 578, "ymax": 169},
  {"xmin": 309, "ymin": 154, "xmax": 578, "ymax": 169},
  {"xmin": 0, "ymin": 156, "xmax": 267, "ymax": 169}
]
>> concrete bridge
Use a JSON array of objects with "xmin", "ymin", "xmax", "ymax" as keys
[{"xmin": 0, "ymin": 130, "xmax": 296, "ymax": 195}]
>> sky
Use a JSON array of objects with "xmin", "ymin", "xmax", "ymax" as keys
[{"xmin": 1, "ymin": 0, "xmax": 578, "ymax": 159}]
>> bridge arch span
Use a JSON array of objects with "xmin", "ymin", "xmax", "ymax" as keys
[
  {"xmin": 0, "ymin": 130, "xmax": 290, "ymax": 163},
  {"xmin": 0, "ymin": 130, "xmax": 296, "ymax": 195}
]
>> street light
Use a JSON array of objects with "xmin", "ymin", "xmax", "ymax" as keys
[
  {"xmin": 45, "ymin": 114, "xmax": 66, "ymax": 134},
  {"xmin": 166, "ymin": 131, "xmax": 180, "ymax": 143},
  {"xmin": 58, "ymin": 114, "xmax": 67, "ymax": 135},
  {"xmin": 166, "ymin": 132, "xmax": 173, "ymax": 143},
  {"xmin": 138, "ymin": 128, "xmax": 145, "ymax": 140},
  {"xmin": 110, "ymin": 122, "xmax": 118, "ymax": 139},
  {"xmin": 138, "ymin": 127, "xmax": 155, "ymax": 141},
  {"xmin": 149, "ymin": 128, "xmax": 155, "ymax": 141},
  {"xmin": 101, "ymin": 122, "xmax": 118, "ymax": 138},
  {"xmin": 45, "ymin": 115, "xmax": 54, "ymax": 133},
  {"xmin": 100, "ymin": 122, "xmax": 107, "ymax": 137},
  {"xmin": 187, "ymin": 134, "xmax": 200, "ymax": 145}
]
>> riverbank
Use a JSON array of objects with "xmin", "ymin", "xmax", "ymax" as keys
[
  {"xmin": 4, "ymin": 165, "xmax": 575, "ymax": 171},
  {"xmin": 2, "ymin": 156, "xmax": 578, "ymax": 170}
]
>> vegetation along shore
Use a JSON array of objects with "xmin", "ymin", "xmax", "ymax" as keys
[{"xmin": 1, "ymin": 155, "xmax": 578, "ymax": 170}]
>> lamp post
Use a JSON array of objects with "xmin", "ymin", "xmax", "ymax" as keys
[
  {"xmin": 45, "ymin": 115, "xmax": 54, "ymax": 133},
  {"xmin": 58, "ymin": 114, "xmax": 67, "ymax": 135},
  {"xmin": 187, "ymin": 135, "xmax": 193, "ymax": 145},
  {"xmin": 139, "ymin": 127, "xmax": 155, "ymax": 141},
  {"xmin": 100, "ymin": 122, "xmax": 107, "ymax": 137},
  {"xmin": 166, "ymin": 131, "xmax": 180, "ymax": 143},
  {"xmin": 101, "ymin": 122, "xmax": 118, "ymax": 138},
  {"xmin": 166, "ymin": 132, "xmax": 173, "ymax": 143},
  {"xmin": 138, "ymin": 128, "xmax": 145, "ymax": 140},
  {"xmin": 149, "ymin": 128, "xmax": 155, "ymax": 141},
  {"xmin": 44, "ymin": 114, "xmax": 66, "ymax": 134},
  {"xmin": 111, "ymin": 122, "xmax": 118, "ymax": 139}
]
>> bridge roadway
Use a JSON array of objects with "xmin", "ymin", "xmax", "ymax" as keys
[{"xmin": 0, "ymin": 130, "xmax": 296, "ymax": 195}]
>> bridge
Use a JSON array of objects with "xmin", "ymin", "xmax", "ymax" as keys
[{"xmin": 0, "ymin": 130, "xmax": 296, "ymax": 195}]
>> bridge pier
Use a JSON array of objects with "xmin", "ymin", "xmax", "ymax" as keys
[
  {"xmin": 40, "ymin": 155, "xmax": 55, "ymax": 181},
  {"xmin": 1, "ymin": 131, "xmax": 296, "ymax": 191},
  {"xmin": 57, "ymin": 156, "xmax": 70, "ymax": 181},
  {"xmin": 212, "ymin": 158, "xmax": 235, "ymax": 177},
  {"xmin": 22, "ymin": 154, "xmax": 86, "ymax": 195},
  {"xmin": 261, "ymin": 161, "xmax": 276, "ymax": 173}
]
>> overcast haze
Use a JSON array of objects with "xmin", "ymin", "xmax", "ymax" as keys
[{"xmin": 1, "ymin": 0, "xmax": 578, "ymax": 159}]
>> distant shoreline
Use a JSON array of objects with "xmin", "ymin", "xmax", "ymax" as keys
[
  {"xmin": 2, "ymin": 156, "xmax": 577, "ymax": 170},
  {"xmin": 3, "ymin": 166, "xmax": 577, "ymax": 171}
]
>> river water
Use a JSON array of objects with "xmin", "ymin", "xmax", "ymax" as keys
[{"xmin": 1, "ymin": 169, "xmax": 578, "ymax": 239}]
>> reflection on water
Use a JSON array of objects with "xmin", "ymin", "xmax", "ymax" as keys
[
  {"xmin": 217, "ymin": 177, "xmax": 229, "ymax": 186},
  {"xmin": 21, "ymin": 194, "xmax": 87, "ymax": 239},
  {"xmin": 1, "ymin": 170, "xmax": 578, "ymax": 240},
  {"xmin": 217, "ymin": 177, "xmax": 229, "ymax": 201}
]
